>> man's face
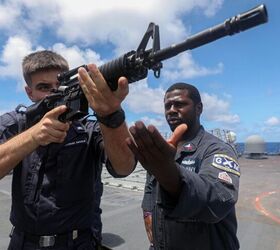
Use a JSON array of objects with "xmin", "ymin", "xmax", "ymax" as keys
[
  {"xmin": 164, "ymin": 89, "xmax": 202, "ymax": 132},
  {"xmin": 25, "ymin": 69, "xmax": 61, "ymax": 102}
]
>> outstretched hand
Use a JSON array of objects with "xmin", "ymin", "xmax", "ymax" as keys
[
  {"xmin": 126, "ymin": 122, "xmax": 188, "ymax": 196},
  {"xmin": 78, "ymin": 63, "xmax": 129, "ymax": 116}
]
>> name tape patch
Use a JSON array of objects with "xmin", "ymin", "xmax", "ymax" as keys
[
  {"xmin": 212, "ymin": 154, "xmax": 240, "ymax": 176},
  {"xmin": 64, "ymin": 139, "xmax": 87, "ymax": 147}
]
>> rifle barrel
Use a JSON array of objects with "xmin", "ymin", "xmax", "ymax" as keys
[{"xmin": 150, "ymin": 4, "xmax": 268, "ymax": 62}]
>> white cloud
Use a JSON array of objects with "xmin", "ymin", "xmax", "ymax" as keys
[
  {"xmin": 0, "ymin": 0, "xmax": 227, "ymax": 121},
  {"xmin": 265, "ymin": 116, "xmax": 280, "ymax": 126},
  {"xmin": 124, "ymin": 81, "xmax": 165, "ymax": 114},
  {"xmin": 0, "ymin": 1, "xmax": 20, "ymax": 29},
  {"xmin": 201, "ymin": 92, "xmax": 240, "ymax": 124},
  {"xmin": 201, "ymin": 0, "xmax": 224, "ymax": 16},
  {"xmin": 0, "ymin": 0, "xmax": 225, "ymax": 88},
  {"xmin": 0, "ymin": 0, "xmax": 224, "ymax": 53},
  {"xmin": 0, "ymin": 37, "xmax": 104, "ymax": 89},
  {"xmin": 52, "ymin": 43, "xmax": 104, "ymax": 69},
  {"xmin": 137, "ymin": 116, "xmax": 166, "ymax": 127},
  {"xmin": 0, "ymin": 36, "xmax": 32, "ymax": 91},
  {"xmin": 52, "ymin": 0, "xmax": 223, "ymax": 49},
  {"xmin": 163, "ymin": 53, "xmax": 223, "ymax": 81},
  {"xmin": 0, "ymin": 36, "xmax": 32, "ymax": 77}
]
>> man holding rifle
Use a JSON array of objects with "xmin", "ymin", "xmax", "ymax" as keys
[{"xmin": 0, "ymin": 50, "xmax": 136, "ymax": 249}]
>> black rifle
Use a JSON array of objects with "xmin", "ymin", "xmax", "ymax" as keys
[{"xmin": 25, "ymin": 4, "xmax": 268, "ymax": 127}]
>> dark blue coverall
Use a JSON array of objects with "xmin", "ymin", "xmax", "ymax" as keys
[
  {"xmin": 0, "ymin": 110, "xmax": 120, "ymax": 249},
  {"xmin": 142, "ymin": 126, "xmax": 240, "ymax": 250}
]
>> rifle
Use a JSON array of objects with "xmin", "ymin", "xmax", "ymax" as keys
[{"xmin": 25, "ymin": 4, "xmax": 268, "ymax": 127}]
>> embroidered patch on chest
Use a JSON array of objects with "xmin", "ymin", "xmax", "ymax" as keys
[
  {"xmin": 181, "ymin": 158, "xmax": 197, "ymax": 172},
  {"xmin": 183, "ymin": 143, "xmax": 194, "ymax": 151},
  {"xmin": 212, "ymin": 154, "xmax": 240, "ymax": 176}
]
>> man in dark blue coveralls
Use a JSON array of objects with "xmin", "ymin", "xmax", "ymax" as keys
[
  {"xmin": 126, "ymin": 82, "xmax": 240, "ymax": 250},
  {"xmin": 0, "ymin": 50, "xmax": 136, "ymax": 249}
]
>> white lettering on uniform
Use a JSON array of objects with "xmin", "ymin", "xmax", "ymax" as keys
[
  {"xmin": 215, "ymin": 157, "xmax": 222, "ymax": 164},
  {"xmin": 182, "ymin": 159, "xmax": 195, "ymax": 165},
  {"xmin": 212, "ymin": 154, "xmax": 240, "ymax": 176}
]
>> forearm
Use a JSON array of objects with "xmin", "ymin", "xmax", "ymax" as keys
[
  {"xmin": 160, "ymin": 170, "xmax": 238, "ymax": 222},
  {"xmin": 152, "ymin": 162, "xmax": 182, "ymax": 198},
  {"xmin": 100, "ymin": 122, "xmax": 136, "ymax": 176},
  {"xmin": 0, "ymin": 128, "xmax": 39, "ymax": 179}
]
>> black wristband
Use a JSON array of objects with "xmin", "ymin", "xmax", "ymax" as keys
[{"xmin": 95, "ymin": 108, "xmax": 125, "ymax": 128}]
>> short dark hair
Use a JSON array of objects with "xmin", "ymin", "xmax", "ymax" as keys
[
  {"xmin": 165, "ymin": 82, "xmax": 201, "ymax": 105},
  {"xmin": 22, "ymin": 50, "xmax": 69, "ymax": 86}
]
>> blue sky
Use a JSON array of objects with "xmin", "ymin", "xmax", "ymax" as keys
[{"xmin": 0, "ymin": 0, "xmax": 279, "ymax": 142}]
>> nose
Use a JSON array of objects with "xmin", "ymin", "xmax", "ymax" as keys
[
  {"xmin": 166, "ymin": 104, "xmax": 178, "ymax": 115},
  {"xmin": 169, "ymin": 104, "xmax": 178, "ymax": 112}
]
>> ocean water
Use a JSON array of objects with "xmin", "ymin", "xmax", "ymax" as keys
[
  {"xmin": 162, "ymin": 130, "xmax": 280, "ymax": 155},
  {"xmin": 236, "ymin": 142, "xmax": 280, "ymax": 155}
]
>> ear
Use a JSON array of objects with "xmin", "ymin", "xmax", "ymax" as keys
[
  {"xmin": 25, "ymin": 85, "xmax": 35, "ymax": 101},
  {"xmin": 196, "ymin": 102, "xmax": 203, "ymax": 116}
]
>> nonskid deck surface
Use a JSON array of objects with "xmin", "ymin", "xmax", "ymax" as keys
[{"xmin": 0, "ymin": 156, "xmax": 279, "ymax": 249}]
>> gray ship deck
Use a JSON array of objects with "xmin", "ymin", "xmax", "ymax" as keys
[{"xmin": 0, "ymin": 156, "xmax": 279, "ymax": 249}]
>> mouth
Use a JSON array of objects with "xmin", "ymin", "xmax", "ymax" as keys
[{"xmin": 167, "ymin": 117, "xmax": 182, "ymax": 125}]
